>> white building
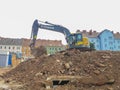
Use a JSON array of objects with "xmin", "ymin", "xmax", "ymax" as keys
[{"xmin": 0, "ymin": 38, "xmax": 23, "ymax": 53}]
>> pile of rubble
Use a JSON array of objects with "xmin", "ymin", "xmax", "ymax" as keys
[{"xmin": 3, "ymin": 49, "xmax": 120, "ymax": 90}]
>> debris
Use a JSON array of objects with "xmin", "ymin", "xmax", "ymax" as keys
[
  {"xmin": 64, "ymin": 63, "xmax": 70, "ymax": 69},
  {"xmin": 3, "ymin": 50, "xmax": 120, "ymax": 90}
]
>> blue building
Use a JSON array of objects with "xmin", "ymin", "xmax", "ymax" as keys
[{"xmin": 81, "ymin": 29, "xmax": 120, "ymax": 51}]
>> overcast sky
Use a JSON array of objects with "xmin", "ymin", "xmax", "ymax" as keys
[{"xmin": 0, "ymin": 0, "xmax": 120, "ymax": 44}]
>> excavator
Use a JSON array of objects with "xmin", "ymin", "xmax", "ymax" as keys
[
  {"xmin": 29, "ymin": 19, "xmax": 94, "ymax": 56},
  {"xmin": 29, "ymin": 19, "xmax": 95, "ymax": 88}
]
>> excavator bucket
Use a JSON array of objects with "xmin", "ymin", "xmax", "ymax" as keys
[{"xmin": 31, "ymin": 46, "xmax": 47, "ymax": 58}]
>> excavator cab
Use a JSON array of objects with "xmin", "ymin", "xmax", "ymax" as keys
[{"xmin": 67, "ymin": 33, "xmax": 90, "ymax": 49}]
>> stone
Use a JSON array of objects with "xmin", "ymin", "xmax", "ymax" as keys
[
  {"xmin": 107, "ymin": 79, "xmax": 115, "ymax": 84},
  {"xmin": 93, "ymin": 70, "xmax": 100, "ymax": 75},
  {"xmin": 107, "ymin": 87, "xmax": 113, "ymax": 90},
  {"xmin": 56, "ymin": 59, "xmax": 60, "ymax": 63},
  {"xmin": 64, "ymin": 63, "xmax": 70, "ymax": 69},
  {"xmin": 35, "ymin": 72, "xmax": 43, "ymax": 76}
]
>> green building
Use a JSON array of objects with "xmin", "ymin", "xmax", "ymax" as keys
[{"xmin": 46, "ymin": 46, "xmax": 66, "ymax": 55}]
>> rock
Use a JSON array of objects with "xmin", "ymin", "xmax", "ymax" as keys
[
  {"xmin": 35, "ymin": 72, "xmax": 43, "ymax": 76},
  {"xmin": 102, "ymin": 55, "xmax": 111, "ymax": 59},
  {"xmin": 107, "ymin": 79, "xmax": 115, "ymax": 84},
  {"xmin": 107, "ymin": 87, "xmax": 113, "ymax": 90},
  {"xmin": 95, "ymin": 62, "xmax": 106, "ymax": 67},
  {"xmin": 105, "ymin": 75, "xmax": 115, "ymax": 84},
  {"xmin": 69, "ymin": 61, "xmax": 73, "ymax": 66},
  {"xmin": 64, "ymin": 63, "xmax": 70, "ymax": 69},
  {"xmin": 60, "ymin": 70, "xmax": 65, "ymax": 74},
  {"xmin": 109, "ymin": 65, "xmax": 113, "ymax": 68},
  {"xmin": 93, "ymin": 70, "xmax": 100, "ymax": 75},
  {"xmin": 56, "ymin": 59, "xmax": 60, "ymax": 63}
]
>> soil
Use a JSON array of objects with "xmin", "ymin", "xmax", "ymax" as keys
[
  {"xmin": 0, "ymin": 68, "xmax": 12, "ymax": 75},
  {"xmin": 1, "ymin": 49, "xmax": 120, "ymax": 90}
]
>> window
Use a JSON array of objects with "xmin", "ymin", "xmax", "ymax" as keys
[
  {"xmin": 105, "ymin": 44, "xmax": 107, "ymax": 47},
  {"xmin": 104, "ymin": 38, "xmax": 107, "ymax": 42},
  {"xmin": 96, "ymin": 39, "xmax": 99, "ymax": 42},
  {"xmin": 55, "ymin": 48, "xmax": 57, "ymax": 50},
  {"xmin": 108, "ymin": 36, "xmax": 112, "ymax": 39},
  {"xmin": 76, "ymin": 34, "xmax": 82, "ymax": 41},
  {"xmin": 52, "ymin": 48, "xmax": 54, "ymax": 50},
  {"xmin": 13, "ymin": 47, "xmax": 15, "ymax": 49},
  {"xmin": 118, "ymin": 46, "xmax": 120, "ymax": 49},
  {"xmin": 118, "ymin": 41, "xmax": 120, "ymax": 43},
  {"xmin": 114, "ymin": 40, "xmax": 115, "ymax": 43},
  {"xmin": 0, "ymin": 46, "xmax": 2, "ymax": 49},
  {"xmin": 59, "ymin": 48, "xmax": 61, "ymax": 51},
  {"xmin": 4, "ymin": 46, "xmax": 6, "ymax": 49},
  {"xmin": 114, "ymin": 46, "xmax": 116, "ymax": 49},
  {"xmin": 9, "ymin": 47, "xmax": 11, "ymax": 49},
  {"xmin": 109, "ymin": 42, "xmax": 113, "ymax": 45},
  {"xmin": 97, "ymin": 45, "xmax": 99, "ymax": 48},
  {"xmin": 17, "ymin": 47, "xmax": 20, "ymax": 50},
  {"xmin": 91, "ymin": 40, "xmax": 94, "ymax": 42}
]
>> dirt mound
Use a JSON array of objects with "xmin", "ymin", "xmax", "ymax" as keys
[{"xmin": 3, "ymin": 50, "xmax": 120, "ymax": 90}]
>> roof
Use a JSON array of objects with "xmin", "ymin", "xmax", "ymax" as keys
[
  {"xmin": 78, "ymin": 30, "xmax": 99, "ymax": 38},
  {"xmin": 22, "ymin": 38, "xmax": 63, "ymax": 47},
  {"xmin": 114, "ymin": 32, "xmax": 120, "ymax": 39},
  {"xmin": 36, "ymin": 39, "xmax": 63, "ymax": 47},
  {"xmin": 97, "ymin": 29, "xmax": 113, "ymax": 37},
  {"xmin": 0, "ymin": 38, "xmax": 23, "ymax": 46}
]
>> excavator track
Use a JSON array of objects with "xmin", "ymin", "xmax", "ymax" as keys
[{"xmin": 67, "ymin": 47, "xmax": 95, "ymax": 52}]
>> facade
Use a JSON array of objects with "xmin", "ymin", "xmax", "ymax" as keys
[
  {"xmin": 0, "ymin": 38, "xmax": 65, "ymax": 67},
  {"xmin": 22, "ymin": 39, "xmax": 31, "ymax": 58},
  {"xmin": 0, "ymin": 38, "xmax": 22, "ymax": 53},
  {"xmin": 46, "ymin": 46, "xmax": 66, "ymax": 55},
  {"xmin": 0, "ymin": 51, "xmax": 12, "ymax": 67},
  {"xmin": 81, "ymin": 29, "xmax": 120, "ymax": 51},
  {"xmin": 0, "ymin": 38, "xmax": 22, "ymax": 67},
  {"xmin": 34, "ymin": 39, "xmax": 66, "ymax": 55},
  {"xmin": 22, "ymin": 38, "xmax": 65, "ymax": 55}
]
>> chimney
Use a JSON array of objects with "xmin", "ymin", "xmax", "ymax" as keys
[
  {"xmin": 89, "ymin": 29, "xmax": 92, "ymax": 35},
  {"xmin": 116, "ymin": 32, "xmax": 119, "ymax": 34},
  {"xmin": 93, "ymin": 30, "xmax": 96, "ymax": 33},
  {"xmin": 76, "ymin": 29, "xmax": 80, "ymax": 33},
  {"xmin": 83, "ymin": 30, "xmax": 86, "ymax": 33},
  {"xmin": 111, "ymin": 31, "xmax": 114, "ymax": 34}
]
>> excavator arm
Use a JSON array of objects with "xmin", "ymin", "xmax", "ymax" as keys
[{"xmin": 30, "ymin": 19, "xmax": 71, "ymax": 50}]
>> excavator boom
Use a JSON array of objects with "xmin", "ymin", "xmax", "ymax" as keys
[{"xmin": 30, "ymin": 19, "xmax": 71, "ymax": 49}]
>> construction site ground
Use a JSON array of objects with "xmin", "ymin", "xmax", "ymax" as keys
[{"xmin": 0, "ymin": 49, "xmax": 120, "ymax": 90}]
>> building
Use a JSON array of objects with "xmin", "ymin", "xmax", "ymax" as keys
[
  {"xmin": 0, "ymin": 38, "xmax": 65, "ymax": 60},
  {"xmin": 0, "ymin": 51, "xmax": 12, "ymax": 67},
  {"xmin": 80, "ymin": 29, "xmax": 120, "ymax": 51},
  {"xmin": 22, "ymin": 38, "xmax": 66, "ymax": 55},
  {"xmin": 21, "ymin": 39, "xmax": 31, "ymax": 58},
  {"xmin": 0, "ymin": 38, "xmax": 23, "ymax": 53},
  {"xmin": 36, "ymin": 39, "xmax": 66, "ymax": 55},
  {"xmin": 0, "ymin": 37, "xmax": 65, "ymax": 67},
  {"xmin": 46, "ymin": 46, "xmax": 66, "ymax": 55}
]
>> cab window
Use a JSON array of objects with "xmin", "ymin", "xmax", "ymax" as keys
[{"xmin": 76, "ymin": 34, "xmax": 82, "ymax": 41}]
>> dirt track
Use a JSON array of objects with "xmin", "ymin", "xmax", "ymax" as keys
[{"xmin": 1, "ymin": 50, "xmax": 120, "ymax": 90}]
